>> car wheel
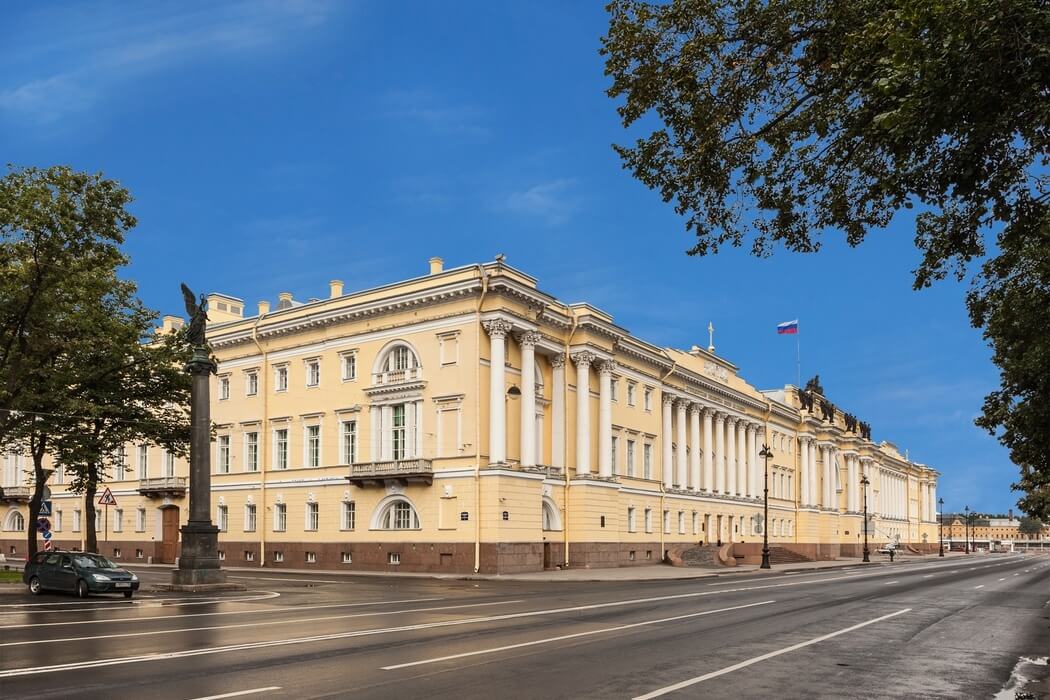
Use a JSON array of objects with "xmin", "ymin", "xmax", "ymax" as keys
[
  {"xmin": 123, "ymin": 591, "xmax": 133, "ymax": 599},
  {"xmin": 28, "ymin": 576, "xmax": 42, "ymax": 595},
  {"xmin": 76, "ymin": 579, "xmax": 90, "ymax": 599}
]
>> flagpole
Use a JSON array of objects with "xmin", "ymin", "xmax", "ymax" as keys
[{"xmin": 796, "ymin": 321, "xmax": 801, "ymax": 389}]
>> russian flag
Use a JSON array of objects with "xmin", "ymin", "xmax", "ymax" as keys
[{"xmin": 777, "ymin": 319, "xmax": 799, "ymax": 335}]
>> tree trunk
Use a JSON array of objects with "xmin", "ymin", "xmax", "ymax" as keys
[
  {"xmin": 85, "ymin": 478, "xmax": 98, "ymax": 554},
  {"xmin": 25, "ymin": 432, "xmax": 48, "ymax": 560}
]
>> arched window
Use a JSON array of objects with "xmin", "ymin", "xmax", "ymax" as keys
[
  {"xmin": 373, "ymin": 497, "xmax": 420, "ymax": 530},
  {"xmin": 371, "ymin": 341, "xmax": 423, "ymax": 386},
  {"xmin": 4, "ymin": 510, "xmax": 25, "ymax": 532},
  {"xmin": 541, "ymin": 497, "xmax": 562, "ymax": 531}
]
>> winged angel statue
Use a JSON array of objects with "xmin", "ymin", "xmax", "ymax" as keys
[{"xmin": 180, "ymin": 283, "xmax": 209, "ymax": 348}]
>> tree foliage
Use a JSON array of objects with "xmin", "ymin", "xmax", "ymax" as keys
[
  {"xmin": 602, "ymin": 0, "xmax": 1050, "ymax": 517},
  {"xmin": 1017, "ymin": 515, "xmax": 1044, "ymax": 537}
]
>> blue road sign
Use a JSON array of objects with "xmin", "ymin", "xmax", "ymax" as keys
[
  {"xmin": 42, "ymin": 530, "xmax": 52, "ymax": 540},
  {"xmin": 35, "ymin": 517, "xmax": 50, "ymax": 533},
  {"xmin": 38, "ymin": 500, "xmax": 52, "ymax": 516}
]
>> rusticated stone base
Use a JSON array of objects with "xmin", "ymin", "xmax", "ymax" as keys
[{"xmin": 154, "ymin": 581, "xmax": 247, "ymax": 592}]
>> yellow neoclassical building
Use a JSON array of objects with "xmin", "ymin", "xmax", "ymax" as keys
[{"xmin": 1, "ymin": 257, "xmax": 940, "ymax": 572}]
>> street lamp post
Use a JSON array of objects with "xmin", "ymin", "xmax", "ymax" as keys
[
  {"xmin": 861, "ymin": 474, "xmax": 871, "ymax": 563},
  {"xmin": 938, "ymin": 497, "xmax": 945, "ymax": 557},
  {"xmin": 759, "ymin": 444, "xmax": 773, "ymax": 569},
  {"xmin": 964, "ymin": 505, "xmax": 970, "ymax": 554}
]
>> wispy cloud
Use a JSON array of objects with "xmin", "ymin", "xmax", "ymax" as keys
[
  {"xmin": 503, "ymin": 178, "xmax": 579, "ymax": 225},
  {"xmin": 381, "ymin": 89, "xmax": 489, "ymax": 139},
  {"xmin": 0, "ymin": 1, "xmax": 336, "ymax": 122}
]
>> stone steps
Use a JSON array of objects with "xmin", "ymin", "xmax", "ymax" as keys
[
  {"xmin": 768, "ymin": 546, "xmax": 813, "ymax": 565},
  {"xmin": 679, "ymin": 544, "xmax": 722, "ymax": 568}
]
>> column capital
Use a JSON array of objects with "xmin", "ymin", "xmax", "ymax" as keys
[
  {"xmin": 746, "ymin": 422, "xmax": 760, "ymax": 434},
  {"xmin": 598, "ymin": 360, "xmax": 618, "ymax": 376},
  {"xmin": 550, "ymin": 353, "xmax": 566, "ymax": 369},
  {"xmin": 571, "ymin": 350, "xmax": 597, "ymax": 368},
  {"xmin": 674, "ymin": 397, "xmax": 690, "ymax": 410},
  {"xmin": 714, "ymin": 411, "xmax": 727, "ymax": 424},
  {"xmin": 482, "ymin": 319, "xmax": 514, "ymax": 339},
  {"xmin": 701, "ymin": 405, "xmax": 716, "ymax": 418},
  {"xmin": 688, "ymin": 402, "xmax": 703, "ymax": 416},
  {"xmin": 662, "ymin": 393, "xmax": 676, "ymax": 407},
  {"xmin": 725, "ymin": 414, "xmax": 738, "ymax": 426},
  {"xmin": 517, "ymin": 331, "xmax": 542, "ymax": 347}
]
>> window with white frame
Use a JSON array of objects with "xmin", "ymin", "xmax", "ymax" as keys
[
  {"xmin": 391, "ymin": 405, "xmax": 407, "ymax": 460},
  {"xmin": 115, "ymin": 446, "xmax": 127, "ymax": 472},
  {"xmin": 627, "ymin": 506, "xmax": 636, "ymax": 533},
  {"xmin": 392, "ymin": 346, "xmax": 413, "ymax": 371},
  {"xmin": 72, "ymin": 509, "xmax": 81, "ymax": 532},
  {"xmin": 275, "ymin": 365, "xmax": 288, "ymax": 392},
  {"xmin": 136, "ymin": 508, "xmax": 145, "ymax": 532},
  {"xmin": 305, "ymin": 425, "xmax": 321, "ymax": 467},
  {"xmin": 341, "ymin": 501, "xmax": 356, "ymax": 530},
  {"xmin": 626, "ymin": 440, "xmax": 636, "ymax": 477},
  {"xmin": 95, "ymin": 511, "xmax": 101, "ymax": 532},
  {"xmin": 273, "ymin": 503, "xmax": 287, "ymax": 531},
  {"xmin": 627, "ymin": 382, "xmax": 636, "ymax": 406},
  {"xmin": 164, "ymin": 450, "xmax": 175, "ymax": 477},
  {"xmin": 274, "ymin": 428, "xmax": 288, "ymax": 470},
  {"xmin": 644, "ymin": 387, "xmax": 653, "ymax": 411},
  {"xmin": 245, "ymin": 432, "xmax": 259, "ymax": 472},
  {"xmin": 246, "ymin": 371, "xmax": 258, "ymax": 396},
  {"xmin": 54, "ymin": 510, "xmax": 62, "ymax": 531},
  {"xmin": 678, "ymin": 511, "xmax": 685, "ymax": 534},
  {"xmin": 306, "ymin": 359, "xmax": 320, "ymax": 387},
  {"xmin": 663, "ymin": 509, "xmax": 670, "ymax": 534},
  {"xmin": 643, "ymin": 443, "xmax": 652, "ymax": 479},
  {"xmin": 341, "ymin": 420, "xmax": 357, "ymax": 464},
  {"xmin": 692, "ymin": 512, "xmax": 699, "ymax": 535},
  {"xmin": 5, "ymin": 511, "xmax": 24, "ymax": 531},
  {"xmin": 217, "ymin": 435, "xmax": 231, "ymax": 474},
  {"xmin": 219, "ymin": 375, "xmax": 230, "ymax": 400},
  {"xmin": 244, "ymin": 504, "xmax": 257, "ymax": 532},
  {"xmin": 113, "ymin": 509, "xmax": 123, "ymax": 533},
  {"xmin": 138, "ymin": 445, "xmax": 149, "ymax": 479},
  {"xmin": 610, "ymin": 378, "xmax": 619, "ymax": 402},
  {"xmin": 644, "ymin": 507, "xmax": 653, "ymax": 533},
  {"xmin": 611, "ymin": 435, "xmax": 619, "ymax": 474},
  {"xmin": 341, "ymin": 351, "xmax": 357, "ymax": 381},
  {"xmin": 377, "ymin": 499, "xmax": 420, "ymax": 530},
  {"xmin": 217, "ymin": 505, "xmax": 228, "ymax": 532},
  {"xmin": 305, "ymin": 502, "xmax": 319, "ymax": 531}
]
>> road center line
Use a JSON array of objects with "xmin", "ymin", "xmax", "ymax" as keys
[
  {"xmin": 0, "ymin": 600, "xmax": 524, "ymax": 648},
  {"xmin": 0, "ymin": 592, "xmax": 279, "ymax": 610},
  {"xmin": 975, "ymin": 585, "xmax": 985, "ymax": 589},
  {"xmin": 381, "ymin": 600, "xmax": 775, "ymax": 670},
  {"xmin": 632, "ymin": 608, "xmax": 912, "ymax": 699},
  {"xmin": 186, "ymin": 688, "xmax": 281, "ymax": 700},
  {"xmin": 884, "ymin": 581, "xmax": 899, "ymax": 585}
]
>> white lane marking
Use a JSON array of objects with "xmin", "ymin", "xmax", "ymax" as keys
[
  {"xmin": 0, "ymin": 592, "xmax": 279, "ymax": 610},
  {"xmin": 999, "ymin": 578, "xmax": 1006, "ymax": 581},
  {"xmin": 923, "ymin": 575, "xmax": 934, "ymax": 578},
  {"xmin": 381, "ymin": 600, "xmax": 775, "ymax": 670},
  {"xmin": 1014, "ymin": 573, "xmax": 1020, "ymax": 576},
  {"xmin": 884, "ymin": 581, "xmax": 899, "ymax": 585},
  {"xmin": 975, "ymin": 585, "xmax": 985, "ymax": 589},
  {"xmin": 0, "ymin": 596, "xmax": 445, "ymax": 630},
  {"xmin": 632, "ymin": 608, "xmax": 913, "ymax": 699},
  {"xmin": 186, "ymin": 688, "xmax": 281, "ymax": 700},
  {"xmin": 228, "ymin": 576, "xmax": 346, "ymax": 584},
  {"xmin": 0, "ymin": 600, "xmax": 524, "ymax": 648}
]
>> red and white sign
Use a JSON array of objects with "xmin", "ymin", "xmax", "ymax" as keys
[{"xmin": 98, "ymin": 487, "xmax": 118, "ymax": 506}]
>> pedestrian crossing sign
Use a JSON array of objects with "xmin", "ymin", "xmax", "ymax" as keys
[
  {"xmin": 98, "ymin": 487, "xmax": 118, "ymax": 506},
  {"xmin": 38, "ymin": 500, "xmax": 52, "ymax": 516}
]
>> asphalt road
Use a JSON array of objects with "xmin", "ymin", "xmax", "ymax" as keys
[{"xmin": 1, "ymin": 554, "xmax": 1048, "ymax": 700}]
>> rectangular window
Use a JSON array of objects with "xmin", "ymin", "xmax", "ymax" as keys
[
  {"xmin": 136, "ymin": 508, "xmax": 145, "ymax": 532},
  {"xmin": 246, "ymin": 371, "xmax": 258, "ymax": 396},
  {"xmin": 341, "ymin": 552, "xmax": 352, "ymax": 564},
  {"xmin": 388, "ymin": 552, "xmax": 401, "ymax": 565},
  {"xmin": 245, "ymin": 432, "xmax": 259, "ymax": 472},
  {"xmin": 692, "ymin": 512, "xmax": 699, "ymax": 535},
  {"xmin": 643, "ymin": 444, "xmax": 653, "ymax": 480},
  {"xmin": 138, "ymin": 445, "xmax": 149, "ymax": 479},
  {"xmin": 73, "ymin": 510, "xmax": 81, "ymax": 533},
  {"xmin": 341, "ymin": 501, "xmax": 356, "ymax": 531},
  {"xmin": 217, "ymin": 435, "xmax": 230, "ymax": 474},
  {"xmin": 305, "ymin": 502, "xmax": 319, "ymax": 531},
  {"xmin": 217, "ymin": 505, "xmax": 228, "ymax": 532},
  {"xmin": 342, "ymin": 352, "xmax": 357, "ymax": 381},
  {"xmin": 219, "ymin": 376, "xmax": 230, "ymax": 400},
  {"xmin": 95, "ymin": 511, "xmax": 102, "ymax": 532},
  {"xmin": 391, "ymin": 404, "xmax": 407, "ymax": 460},
  {"xmin": 678, "ymin": 511, "xmax": 685, "ymax": 535},
  {"xmin": 610, "ymin": 378, "xmax": 619, "ymax": 402},
  {"xmin": 306, "ymin": 359, "xmax": 320, "ymax": 387},
  {"xmin": 273, "ymin": 551, "xmax": 284, "ymax": 563},
  {"xmin": 305, "ymin": 551, "xmax": 316, "ymax": 564},
  {"xmin": 627, "ymin": 507, "xmax": 636, "ymax": 533},
  {"xmin": 626, "ymin": 440, "xmax": 636, "ymax": 477},
  {"xmin": 644, "ymin": 388, "xmax": 653, "ymax": 411},
  {"xmin": 663, "ymin": 509, "xmax": 670, "ymax": 534},
  {"xmin": 341, "ymin": 421, "xmax": 357, "ymax": 464},
  {"xmin": 611, "ymin": 436, "xmax": 619, "ymax": 474},
  {"xmin": 644, "ymin": 508, "xmax": 653, "ymax": 534},
  {"xmin": 306, "ymin": 425, "xmax": 320, "ymax": 467},
  {"xmin": 54, "ymin": 510, "xmax": 63, "ymax": 532},
  {"xmin": 275, "ymin": 365, "xmax": 288, "ymax": 392},
  {"xmin": 274, "ymin": 429, "xmax": 288, "ymax": 470},
  {"xmin": 245, "ymin": 550, "xmax": 255, "ymax": 562},
  {"xmin": 244, "ymin": 504, "xmax": 257, "ymax": 532},
  {"xmin": 627, "ymin": 382, "xmax": 636, "ymax": 406},
  {"xmin": 163, "ymin": 450, "xmax": 175, "ymax": 477},
  {"xmin": 113, "ymin": 509, "xmax": 123, "ymax": 533},
  {"xmin": 393, "ymin": 346, "xmax": 411, "ymax": 371},
  {"xmin": 274, "ymin": 503, "xmax": 286, "ymax": 532}
]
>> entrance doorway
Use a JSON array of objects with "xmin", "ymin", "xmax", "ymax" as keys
[
  {"xmin": 543, "ymin": 541, "xmax": 553, "ymax": 570},
  {"xmin": 159, "ymin": 506, "xmax": 179, "ymax": 564}
]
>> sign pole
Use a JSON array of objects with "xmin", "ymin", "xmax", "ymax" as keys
[{"xmin": 104, "ymin": 502, "xmax": 108, "ymax": 552}]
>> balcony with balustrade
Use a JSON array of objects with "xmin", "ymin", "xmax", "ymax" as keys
[
  {"xmin": 347, "ymin": 459, "xmax": 433, "ymax": 486},
  {"xmin": 371, "ymin": 366, "xmax": 424, "ymax": 386},
  {"xmin": 137, "ymin": 476, "xmax": 188, "ymax": 498},
  {"xmin": 0, "ymin": 485, "xmax": 31, "ymax": 502}
]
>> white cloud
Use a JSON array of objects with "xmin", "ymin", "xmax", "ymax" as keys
[
  {"xmin": 504, "ymin": 178, "xmax": 579, "ymax": 225},
  {"xmin": 381, "ymin": 89, "xmax": 489, "ymax": 138}
]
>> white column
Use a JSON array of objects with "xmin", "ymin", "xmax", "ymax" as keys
[
  {"xmin": 725, "ymin": 417, "xmax": 737, "ymax": 496},
  {"xmin": 598, "ymin": 360, "xmax": 615, "ymax": 478},
  {"xmin": 846, "ymin": 456, "xmax": 856, "ymax": 512},
  {"xmin": 484, "ymin": 320, "xmax": 512, "ymax": 464},
  {"xmin": 572, "ymin": 351, "xmax": 595, "ymax": 475},
  {"xmin": 661, "ymin": 394, "xmax": 674, "ymax": 489},
  {"xmin": 675, "ymin": 399, "xmax": 688, "ymax": 489},
  {"xmin": 714, "ymin": 412, "xmax": 726, "ymax": 494},
  {"xmin": 821, "ymin": 444, "xmax": 831, "ymax": 508},
  {"xmin": 405, "ymin": 401, "xmax": 416, "ymax": 458},
  {"xmin": 745, "ymin": 424, "xmax": 757, "ymax": 499},
  {"xmin": 370, "ymin": 406, "xmax": 381, "ymax": 461},
  {"xmin": 799, "ymin": 437, "xmax": 810, "ymax": 505},
  {"xmin": 551, "ymin": 355, "xmax": 566, "ymax": 469},
  {"xmin": 689, "ymin": 404, "xmax": 701, "ymax": 492},
  {"xmin": 702, "ymin": 408, "xmax": 713, "ymax": 492},
  {"xmin": 381, "ymin": 405, "xmax": 393, "ymax": 460},
  {"xmin": 736, "ymin": 420, "xmax": 747, "ymax": 497},
  {"xmin": 809, "ymin": 441, "xmax": 819, "ymax": 507},
  {"xmin": 518, "ymin": 332, "xmax": 540, "ymax": 468}
]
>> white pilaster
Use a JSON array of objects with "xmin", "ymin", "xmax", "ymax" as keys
[
  {"xmin": 799, "ymin": 437, "xmax": 810, "ymax": 505},
  {"xmin": 725, "ymin": 416, "xmax": 737, "ymax": 496},
  {"xmin": 662, "ymin": 394, "xmax": 674, "ymax": 489},
  {"xmin": 689, "ymin": 404, "xmax": 701, "ymax": 492},
  {"xmin": 518, "ymin": 332, "xmax": 540, "ymax": 468},
  {"xmin": 714, "ymin": 412, "xmax": 726, "ymax": 494},
  {"xmin": 821, "ymin": 444, "xmax": 832, "ymax": 508},
  {"xmin": 370, "ymin": 405, "xmax": 381, "ymax": 461},
  {"xmin": 745, "ymin": 424, "xmax": 757, "ymax": 499},
  {"xmin": 598, "ymin": 360, "xmax": 616, "ymax": 478},
  {"xmin": 675, "ymin": 399, "xmax": 688, "ymax": 489},
  {"xmin": 572, "ymin": 351, "xmax": 596, "ymax": 475},
  {"xmin": 483, "ymin": 319, "xmax": 512, "ymax": 464},
  {"xmin": 736, "ymin": 419, "xmax": 747, "ymax": 497},
  {"xmin": 809, "ymin": 440, "xmax": 819, "ymax": 507},
  {"xmin": 551, "ymin": 355, "xmax": 566, "ymax": 469},
  {"xmin": 702, "ymin": 408, "xmax": 713, "ymax": 492}
]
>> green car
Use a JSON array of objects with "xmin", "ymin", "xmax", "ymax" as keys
[{"xmin": 24, "ymin": 551, "xmax": 140, "ymax": 598}]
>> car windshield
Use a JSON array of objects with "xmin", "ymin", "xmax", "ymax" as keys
[{"xmin": 72, "ymin": 555, "xmax": 119, "ymax": 569}]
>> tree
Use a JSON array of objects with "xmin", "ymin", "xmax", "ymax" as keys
[
  {"xmin": 601, "ymin": 0, "xmax": 1050, "ymax": 516},
  {"xmin": 1018, "ymin": 515, "xmax": 1043, "ymax": 539}
]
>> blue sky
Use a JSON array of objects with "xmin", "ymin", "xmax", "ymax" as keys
[{"xmin": 0, "ymin": 1, "xmax": 1016, "ymax": 514}]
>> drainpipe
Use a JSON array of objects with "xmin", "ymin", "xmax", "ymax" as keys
[
  {"xmin": 251, "ymin": 311, "xmax": 269, "ymax": 567},
  {"xmin": 473, "ymin": 264, "xmax": 490, "ymax": 574},
  {"xmin": 562, "ymin": 313, "xmax": 578, "ymax": 568}
]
